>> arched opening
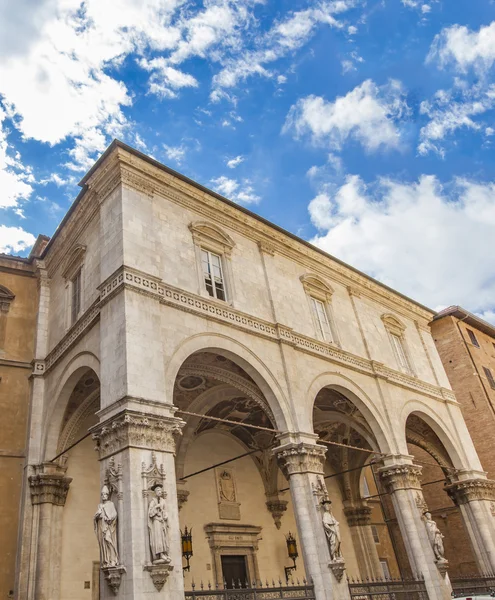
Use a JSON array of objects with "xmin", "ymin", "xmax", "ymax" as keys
[
  {"xmin": 312, "ymin": 386, "xmax": 401, "ymax": 580},
  {"xmin": 53, "ymin": 367, "xmax": 101, "ymax": 599},
  {"xmin": 174, "ymin": 351, "xmax": 301, "ymax": 588}
]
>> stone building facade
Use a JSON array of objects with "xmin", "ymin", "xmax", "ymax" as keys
[{"xmin": 3, "ymin": 141, "xmax": 495, "ymax": 600}]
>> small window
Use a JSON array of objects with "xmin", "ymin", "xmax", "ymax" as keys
[
  {"xmin": 492, "ymin": 342, "xmax": 495, "ymax": 353},
  {"xmin": 362, "ymin": 476, "xmax": 371, "ymax": 498},
  {"xmin": 380, "ymin": 559, "xmax": 391, "ymax": 579},
  {"xmin": 311, "ymin": 297, "xmax": 332, "ymax": 342},
  {"xmin": 390, "ymin": 333, "xmax": 411, "ymax": 373},
  {"xmin": 372, "ymin": 525, "xmax": 380, "ymax": 544},
  {"xmin": 201, "ymin": 249, "xmax": 226, "ymax": 301},
  {"xmin": 467, "ymin": 329, "xmax": 480, "ymax": 348},
  {"xmin": 71, "ymin": 270, "xmax": 82, "ymax": 324},
  {"xmin": 483, "ymin": 367, "xmax": 495, "ymax": 390}
]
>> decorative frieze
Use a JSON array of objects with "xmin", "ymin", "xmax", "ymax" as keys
[
  {"xmin": 91, "ymin": 410, "xmax": 184, "ymax": 460},
  {"xmin": 378, "ymin": 463, "xmax": 423, "ymax": 493},
  {"xmin": 445, "ymin": 478, "xmax": 495, "ymax": 506},
  {"xmin": 274, "ymin": 443, "xmax": 327, "ymax": 477},
  {"xmin": 29, "ymin": 463, "xmax": 72, "ymax": 506}
]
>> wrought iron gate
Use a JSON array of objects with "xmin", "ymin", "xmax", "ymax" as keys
[
  {"xmin": 348, "ymin": 577, "xmax": 428, "ymax": 600},
  {"xmin": 451, "ymin": 575, "xmax": 495, "ymax": 597},
  {"xmin": 185, "ymin": 579, "xmax": 315, "ymax": 600}
]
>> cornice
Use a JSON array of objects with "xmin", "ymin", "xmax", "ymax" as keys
[{"xmin": 88, "ymin": 150, "xmax": 433, "ymax": 325}]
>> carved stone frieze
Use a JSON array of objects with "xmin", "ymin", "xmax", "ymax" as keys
[
  {"xmin": 344, "ymin": 504, "xmax": 372, "ymax": 527},
  {"xmin": 274, "ymin": 443, "xmax": 327, "ymax": 477},
  {"xmin": 29, "ymin": 463, "xmax": 72, "ymax": 506},
  {"xmin": 266, "ymin": 499, "xmax": 288, "ymax": 529},
  {"xmin": 143, "ymin": 564, "xmax": 173, "ymax": 591},
  {"xmin": 445, "ymin": 478, "xmax": 495, "ymax": 506},
  {"xmin": 378, "ymin": 463, "xmax": 423, "ymax": 493},
  {"xmin": 91, "ymin": 410, "xmax": 184, "ymax": 460}
]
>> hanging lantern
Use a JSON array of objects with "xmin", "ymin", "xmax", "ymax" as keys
[
  {"xmin": 284, "ymin": 532, "xmax": 298, "ymax": 582},
  {"xmin": 181, "ymin": 526, "xmax": 193, "ymax": 572}
]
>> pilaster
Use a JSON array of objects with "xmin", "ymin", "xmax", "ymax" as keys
[{"xmin": 344, "ymin": 501, "xmax": 382, "ymax": 579}]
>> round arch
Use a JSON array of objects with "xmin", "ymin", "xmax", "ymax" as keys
[
  {"xmin": 43, "ymin": 351, "xmax": 100, "ymax": 460},
  {"xmin": 399, "ymin": 400, "xmax": 467, "ymax": 469},
  {"xmin": 165, "ymin": 333, "xmax": 292, "ymax": 431},
  {"xmin": 307, "ymin": 371, "xmax": 394, "ymax": 454}
]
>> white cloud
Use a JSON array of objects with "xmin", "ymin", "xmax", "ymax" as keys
[
  {"xmin": 348, "ymin": 25, "xmax": 357, "ymax": 35},
  {"xmin": 284, "ymin": 79, "xmax": 408, "ymax": 152},
  {"xmin": 421, "ymin": 5, "xmax": 431, "ymax": 14},
  {"xmin": 0, "ymin": 225, "xmax": 36, "ymax": 254},
  {"xmin": 428, "ymin": 22, "xmax": 495, "ymax": 73},
  {"xmin": 308, "ymin": 174, "xmax": 495, "ymax": 317},
  {"xmin": 163, "ymin": 144, "xmax": 187, "ymax": 164},
  {"xmin": 418, "ymin": 83, "xmax": 495, "ymax": 156},
  {"xmin": 226, "ymin": 155, "xmax": 244, "ymax": 168},
  {"xmin": 139, "ymin": 59, "xmax": 199, "ymax": 98},
  {"xmin": 210, "ymin": 175, "xmax": 260, "ymax": 203}
]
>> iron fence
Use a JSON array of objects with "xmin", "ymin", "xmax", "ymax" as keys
[
  {"xmin": 185, "ymin": 579, "xmax": 315, "ymax": 600},
  {"xmin": 451, "ymin": 575, "xmax": 495, "ymax": 597},
  {"xmin": 348, "ymin": 576, "xmax": 428, "ymax": 600}
]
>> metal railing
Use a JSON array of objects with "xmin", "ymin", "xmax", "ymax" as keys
[
  {"xmin": 185, "ymin": 579, "xmax": 315, "ymax": 600},
  {"xmin": 451, "ymin": 575, "xmax": 495, "ymax": 597},
  {"xmin": 348, "ymin": 576, "xmax": 428, "ymax": 600}
]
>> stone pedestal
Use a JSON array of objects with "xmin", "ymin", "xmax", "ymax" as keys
[
  {"xmin": 344, "ymin": 501, "xmax": 383, "ymax": 579},
  {"xmin": 274, "ymin": 433, "xmax": 350, "ymax": 600},
  {"xmin": 378, "ymin": 458, "xmax": 451, "ymax": 600},
  {"xmin": 29, "ymin": 462, "xmax": 72, "ymax": 600},
  {"xmin": 445, "ymin": 475, "xmax": 495, "ymax": 575},
  {"xmin": 91, "ymin": 406, "xmax": 185, "ymax": 600}
]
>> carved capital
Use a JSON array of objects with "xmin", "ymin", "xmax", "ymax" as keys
[
  {"xmin": 343, "ymin": 504, "xmax": 372, "ymax": 527},
  {"xmin": 274, "ymin": 443, "xmax": 327, "ymax": 477},
  {"xmin": 266, "ymin": 499, "xmax": 288, "ymax": 529},
  {"xmin": 445, "ymin": 478, "xmax": 495, "ymax": 506},
  {"xmin": 177, "ymin": 488, "xmax": 190, "ymax": 511},
  {"xmin": 29, "ymin": 463, "xmax": 72, "ymax": 506},
  {"xmin": 91, "ymin": 410, "xmax": 184, "ymax": 460},
  {"xmin": 378, "ymin": 463, "xmax": 423, "ymax": 493}
]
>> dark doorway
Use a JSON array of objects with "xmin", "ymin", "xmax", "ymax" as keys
[{"xmin": 221, "ymin": 555, "xmax": 248, "ymax": 588}]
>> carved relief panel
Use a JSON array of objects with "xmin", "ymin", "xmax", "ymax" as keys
[{"xmin": 216, "ymin": 467, "xmax": 241, "ymax": 520}]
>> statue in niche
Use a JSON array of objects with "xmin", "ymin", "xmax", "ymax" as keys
[
  {"xmin": 322, "ymin": 500, "xmax": 342, "ymax": 561},
  {"xmin": 148, "ymin": 484, "xmax": 171, "ymax": 564},
  {"xmin": 219, "ymin": 470, "xmax": 236, "ymax": 503},
  {"xmin": 94, "ymin": 485, "xmax": 120, "ymax": 567},
  {"xmin": 424, "ymin": 511, "xmax": 446, "ymax": 561}
]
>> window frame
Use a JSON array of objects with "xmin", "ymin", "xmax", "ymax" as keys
[
  {"xmin": 381, "ymin": 314, "xmax": 415, "ymax": 376},
  {"xmin": 71, "ymin": 268, "xmax": 82, "ymax": 325},
  {"xmin": 62, "ymin": 243, "xmax": 86, "ymax": 330},
  {"xmin": 300, "ymin": 274, "xmax": 340, "ymax": 346},
  {"xmin": 483, "ymin": 366, "xmax": 495, "ymax": 390},
  {"xmin": 380, "ymin": 558, "xmax": 391, "ymax": 579},
  {"xmin": 371, "ymin": 525, "xmax": 380, "ymax": 544},
  {"xmin": 201, "ymin": 248, "xmax": 227, "ymax": 302},
  {"xmin": 466, "ymin": 328, "xmax": 480, "ymax": 348}
]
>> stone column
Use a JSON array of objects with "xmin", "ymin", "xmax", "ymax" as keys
[
  {"xmin": 274, "ymin": 433, "xmax": 351, "ymax": 600},
  {"xmin": 343, "ymin": 501, "xmax": 383, "ymax": 579},
  {"xmin": 445, "ymin": 475, "xmax": 495, "ymax": 575},
  {"xmin": 28, "ymin": 462, "xmax": 72, "ymax": 600},
  {"xmin": 378, "ymin": 457, "xmax": 451, "ymax": 600},
  {"xmin": 91, "ymin": 405, "xmax": 185, "ymax": 600}
]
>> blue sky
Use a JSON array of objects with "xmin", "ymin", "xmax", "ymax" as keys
[{"xmin": 0, "ymin": 0, "xmax": 494, "ymax": 322}]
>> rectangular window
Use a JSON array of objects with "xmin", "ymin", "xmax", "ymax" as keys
[
  {"xmin": 467, "ymin": 329, "xmax": 480, "ymax": 348},
  {"xmin": 372, "ymin": 525, "xmax": 380, "ymax": 544},
  {"xmin": 71, "ymin": 269, "xmax": 81, "ymax": 324},
  {"xmin": 201, "ymin": 249, "xmax": 226, "ymax": 301},
  {"xmin": 380, "ymin": 559, "xmax": 391, "ymax": 580},
  {"xmin": 311, "ymin": 297, "xmax": 332, "ymax": 342},
  {"xmin": 390, "ymin": 333, "xmax": 411, "ymax": 373},
  {"xmin": 483, "ymin": 367, "xmax": 495, "ymax": 390},
  {"xmin": 362, "ymin": 476, "xmax": 370, "ymax": 498}
]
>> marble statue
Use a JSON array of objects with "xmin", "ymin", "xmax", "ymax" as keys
[
  {"xmin": 219, "ymin": 470, "xmax": 236, "ymax": 502},
  {"xmin": 322, "ymin": 500, "xmax": 342, "ymax": 561},
  {"xmin": 424, "ymin": 511, "xmax": 445, "ymax": 561},
  {"xmin": 148, "ymin": 484, "xmax": 171, "ymax": 564},
  {"xmin": 94, "ymin": 485, "xmax": 120, "ymax": 567}
]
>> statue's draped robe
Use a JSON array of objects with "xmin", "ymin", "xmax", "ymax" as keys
[
  {"xmin": 148, "ymin": 497, "xmax": 170, "ymax": 561},
  {"xmin": 425, "ymin": 519, "xmax": 445, "ymax": 560},
  {"xmin": 323, "ymin": 511, "xmax": 342, "ymax": 560},
  {"xmin": 94, "ymin": 501, "xmax": 119, "ymax": 567}
]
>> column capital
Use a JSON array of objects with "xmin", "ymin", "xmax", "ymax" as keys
[
  {"xmin": 445, "ymin": 478, "xmax": 495, "ymax": 506},
  {"xmin": 343, "ymin": 501, "xmax": 373, "ymax": 527},
  {"xmin": 91, "ymin": 409, "xmax": 185, "ymax": 460},
  {"xmin": 273, "ymin": 441, "xmax": 327, "ymax": 477},
  {"xmin": 378, "ymin": 462, "xmax": 423, "ymax": 493},
  {"xmin": 29, "ymin": 463, "xmax": 72, "ymax": 506}
]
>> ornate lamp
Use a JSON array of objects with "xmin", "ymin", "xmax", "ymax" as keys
[
  {"xmin": 181, "ymin": 526, "xmax": 193, "ymax": 572},
  {"xmin": 284, "ymin": 532, "xmax": 298, "ymax": 582}
]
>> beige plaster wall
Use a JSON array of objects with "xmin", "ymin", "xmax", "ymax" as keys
[{"xmin": 59, "ymin": 415, "xmax": 100, "ymax": 600}]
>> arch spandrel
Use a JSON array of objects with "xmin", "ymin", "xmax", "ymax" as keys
[
  {"xmin": 306, "ymin": 371, "xmax": 394, "ymax": 455},
  {"xmin": 399, "ymin": 400, "xmax": 469, "ymax": 470},
  {"xmin": 165, "ymin": 333, "xmax": 292, "ymax": 431}
]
